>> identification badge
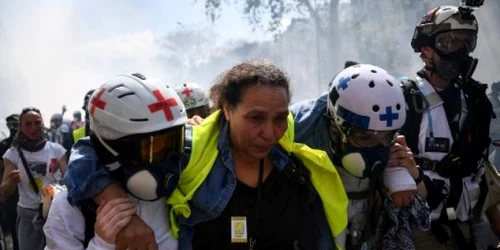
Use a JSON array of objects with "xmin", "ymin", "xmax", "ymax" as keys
[
  {"xmin": 425, "ymin": 137, "xmax": 450, "ymax": 153},
  {"xmin": 231, "ymin": 216, "xmax": 248, "ymax": 243},
  {"xmin": 446, "ymin": 207, "xmax": 457, "ymax": 221}
]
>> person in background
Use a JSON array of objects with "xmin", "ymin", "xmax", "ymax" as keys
[
  {"xmin": 71, "ymin": 111, "xmax": 85, "ymax": 131},
  {"xmin": 175, "ymin": 83, "xmax": 210, "ymax": 119},
  {"xmin": 73, "ymin": 89, "xmax": 95, "ymax": 142},
  {"xmin": 0, "ymin": 107, "xmax": 67, "ymax": 250},
  {"xmin": 0, "ymin": 114, "xmax": 19, "ymax": 250}
]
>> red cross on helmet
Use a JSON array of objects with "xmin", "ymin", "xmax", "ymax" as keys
[
  {"xmin": 89, "ymin": 73, "xmax": 188, "ymax": 164},
  {"xmin": 174, "ymin": 82, "xmax": 209, "ymax": 111}
]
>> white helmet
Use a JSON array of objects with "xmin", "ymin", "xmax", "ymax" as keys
[
  {"xmin": 175, "ymin": 83, "xmax": 209, "ymax": 111},
  {"xmin": 89, "ymin": 73, "xmax": 187, "ymax": 142},
  {"xmin": 327, "ymin": 64, "xmax": 406, "ymax": 132}
]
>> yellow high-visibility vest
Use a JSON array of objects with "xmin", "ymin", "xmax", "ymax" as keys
[
  {"xmin": 72, "ymin": 127, "xmax": 85, "ymax": 142},
  {"xmin": 167, "ymin": 110, "xmax": 348, "ymax": 249}
]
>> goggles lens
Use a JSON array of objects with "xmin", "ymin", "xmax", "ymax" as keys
[
  {"xmin": 435, "ymin": 30, "xmax": 477, "ymax": 53},
  {"xmin": 108, "ymin": 125, "xmax": 185, "ymax": 165}
]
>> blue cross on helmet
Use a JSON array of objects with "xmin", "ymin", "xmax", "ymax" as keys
[{"xmin": 326, "ymin": 64, "xmax": 407, "ymax": 178}]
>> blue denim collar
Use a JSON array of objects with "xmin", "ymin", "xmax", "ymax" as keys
[{"xmin": 216, "ymin": 117, "xmax": 290, "ymax": 172}]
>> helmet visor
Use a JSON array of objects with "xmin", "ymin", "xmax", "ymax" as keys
[
  {"xmin": 107, "ymin": 125, "xmax": 185, "ymax": 164},
  {"xmin": 435, "ymin": 30, "xmax": 477, "ymax": 53}
]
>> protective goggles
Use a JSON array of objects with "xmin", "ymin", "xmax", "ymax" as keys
[
  {"xmin": 435, "ymin": 30, "xmax": 477, "ymax": 54},
  {"xmin": 326, "ymin": 114, "xmax": 398, "ymax": 148},
  {"xmin": 338, "ymin": 124, "xmax": 399, "ymax": 148},
  {"xmin": 106, "ymin": 125, "xmax": 185, "ymax": 165}
]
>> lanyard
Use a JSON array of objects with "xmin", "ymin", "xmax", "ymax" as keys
[{"xmin": 249, "ymin": 159, "xmax": 264, "ymax": 250}]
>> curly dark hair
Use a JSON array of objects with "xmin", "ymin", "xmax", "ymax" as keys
[{"xmin": 216, "ymin": 59, "xmax": 291, "ymax": 110}]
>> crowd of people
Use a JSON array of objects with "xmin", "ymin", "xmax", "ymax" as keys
[{"xmin": 0, "ymin": 3, "xmax": 499, "ymax": 250}]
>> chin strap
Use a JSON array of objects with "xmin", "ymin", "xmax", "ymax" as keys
[
  {"xmin": 463, "ymin": 57, "xmax": 478, "ymax": 79},
  {"xmin": 94, "ymin": 130, "xmax": 119, "ymax": 157}
]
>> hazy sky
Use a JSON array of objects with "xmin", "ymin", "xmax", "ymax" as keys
[
  {"xmin": 0, "ymin": 0, "xmax": 498, "ymax": 137},
  {"xmin": 0, "ymin": 0, "xmax": 276, "ymax": 134}
]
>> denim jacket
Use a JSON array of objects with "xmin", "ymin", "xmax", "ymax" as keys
[
  {"xmin": 290, "ymin": 93, "xmax": 334, "ymax": 159},
  {"xmin": 64, "ymin": 118, "xmax": 335, "ymax": 250}
]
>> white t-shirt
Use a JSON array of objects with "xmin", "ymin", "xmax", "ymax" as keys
[
  {"xmin": 3, "ymin": 142, "xmax": 66, "ymax": 209},
  {"xmin": 44, "ymin": 190, "xmax": 178, "ymax": 250}
]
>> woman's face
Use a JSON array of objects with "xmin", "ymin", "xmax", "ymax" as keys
[
  {"xmin": 20, "ymin": 111, "xmax": 44, "ymax": 140},
  {"xmin": 224, "ymin": 85, "xmax": 289, "ymax": 161}
]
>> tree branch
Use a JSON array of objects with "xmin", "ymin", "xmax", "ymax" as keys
[{"xmin": 298, "ymin": 0, "xmax": 327, "ymax": 38}]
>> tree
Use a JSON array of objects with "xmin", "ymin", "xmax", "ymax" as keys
[
  {"xmin": 201, "ymin": 0, "xmax": 341, "ymax": 77},
  {"xmin": 157, "ymin": 25, "xmax": 227, "ymax": 83}
]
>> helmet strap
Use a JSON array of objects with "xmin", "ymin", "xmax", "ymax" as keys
[{"xmin": 94, "ymin": 130, "xmax": 119, "ymax": 157}]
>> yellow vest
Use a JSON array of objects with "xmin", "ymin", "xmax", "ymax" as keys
[
  {"xmin": 166, "ymin": 110, "xmax": 348, "ymax": 249},
  {"xmin": 72, "ymin": 127, "xmax": 85, "ymax": 142}
]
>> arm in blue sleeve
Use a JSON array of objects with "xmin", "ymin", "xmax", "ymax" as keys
[
  {"xmin": 63, "ymin": 138, "xmax": 113, "ymax": 206},
  {"xmin": 178, "ymin": 225, "xmax": 194, "ymax": 250}
]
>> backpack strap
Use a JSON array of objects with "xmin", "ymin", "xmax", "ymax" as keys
[
  {"xmin": 80, "ymin": 199, "xmax": 97, "ymax": 248},
  {"xmin": 400, "ymin": 78, "xmax": 427, "ymax": 155}
]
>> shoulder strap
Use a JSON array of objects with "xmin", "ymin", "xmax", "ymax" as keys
[
  {"xmin": 400, "ymin": 79, "xmax": 426, "ymax": 155},
  {"xmin": 17, "ymin": 147, "xmax": 40, "ymax": 195},
  {"xmin": 80, "ymin": 200, "xmax": 97, "ymax": 248}
]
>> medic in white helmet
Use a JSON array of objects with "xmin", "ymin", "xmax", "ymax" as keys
[
  {"xmin": 291, "ymin": 64, "xmax": 430, "ymax": 249},
  {"xmin": 175, "ymin": 83, "xmax": 210, "ymax": 118},
  {"xmin": 43, "ymin": 73, "xmax": 184, "ymax": 250}
]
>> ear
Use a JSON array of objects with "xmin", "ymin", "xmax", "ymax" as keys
[
  {"xmin": 222, "ymin": 104, "xmax": 231, "ymax": 121},
  {"xmin": 421, "ymin": 47, "xmax": 435, "ymax": 59}
]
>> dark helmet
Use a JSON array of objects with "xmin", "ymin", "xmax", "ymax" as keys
[
  {"xmin": 411, "ymin": 5, "xmax": 478, "ymax": 53},
  {"xmin": 83, "ymin": 89, "xmax": 96, "ymax": 112}
]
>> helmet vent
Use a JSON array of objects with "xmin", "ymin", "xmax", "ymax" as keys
[
  {"xmin": 132, "ymin": 73, "xmax": 147, "ymax": 80},
  {"xmin": 118, "ymin": 92, "xmax": 135, "ymax": 99},
  {"xmin": 108, "ymin": 83, "xmax": 125, "ymax": 92},
  {"xmin": 369, "ymin": 81, "xmax": 375, "ymax": 88},
  {"xmin": 386, "ymin": 80, "xmax": 394, "ymax": 87},
  {"xmin": 371, "ymin": 69, "xmax": 377, "ymax": 73},
  {"xmin": 129, "ymin": 118, "xmax": 149, "ymax": 122},
  {"xmin": 396, "ymin": 104, "xmax": 401, "ymax": 110},
  {"xmin": 351, "ymin": 73, "xmax": 360, "ymax": 79},
  {"xmin": 372, "ymin": 105, "xmax": 380, "ymax": 112}
]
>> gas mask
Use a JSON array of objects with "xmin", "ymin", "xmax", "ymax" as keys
[
  {"xmin": 122, "ymin": 155, "xmax": 181, "ymax": 201},
  {"xmin": 329, "ymin": 122, "xmax": 396, "ymax": 179},
  {"xmin": 435, "ymin": 47, "xmax": 476, "ymax": 82},
  {"xmin": 92, "ymin": 125, "xmax": 185, "ymax": 201},
  {"xmin": 340, "ymin": 143, "xmax": 391, "ymax": 179}
]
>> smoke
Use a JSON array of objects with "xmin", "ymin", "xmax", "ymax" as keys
[
  {"xmin": 0, "ymin": 1, "xmax": 166, "ymax": 123},
  {"xmin": 0, "ymin": 0, "xmax": 498, "ymax": 137},
  {"xmin": 0, "ymin": 1, "xmax": 221, "ymax": 130}
]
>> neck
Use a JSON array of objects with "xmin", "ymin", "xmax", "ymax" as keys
[
  {"xmin": 425, "ymin": 70, "xmax": 450, "ymax": 89},
  {"xmin": 232, "ymin": 149, "xmax": 272, "ymax": 188},
  {"xmin": 232, "ymin": 150, "xmax": 261, "ymax": 168}
]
